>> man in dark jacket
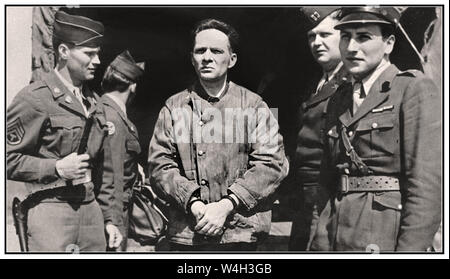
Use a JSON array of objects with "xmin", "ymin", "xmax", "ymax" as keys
[
  {"xmin": 311, "ymin": 7, "xmax": 441, "ymax": 251},
  {"xmin": 289, "ymin": 6, "xmax": 350, "ymax": 251},
  {"xmin": 148, "ymin": 19, "xmax": 289, "ymax": 251}
]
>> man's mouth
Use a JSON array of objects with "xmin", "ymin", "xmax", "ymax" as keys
[{"xmin": 346, "ymin": 57, "xmax": 364, "ymax": 62}]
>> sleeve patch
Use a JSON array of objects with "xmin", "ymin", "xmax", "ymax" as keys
[{"xmin": 7, "ymin": 118, "xmax": 25, "ymax": 145}]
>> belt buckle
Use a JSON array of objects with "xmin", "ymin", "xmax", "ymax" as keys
[{"xmin": 340, "ymin": 174, "xmax": 349, "ymax": 193}]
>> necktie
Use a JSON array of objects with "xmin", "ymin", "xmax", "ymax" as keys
[
  {"xmin": 73, "ymin": 88, "xmax": 90, "ymax": 115},
  {"xmin": 353, "ymin": 81, "xmax": 366, "ymax": 112}
]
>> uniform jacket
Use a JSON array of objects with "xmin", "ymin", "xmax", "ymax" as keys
[
  {"xmin": 313, "ymin": 64, "xmax": 441, "ymax": 251},
  {"xmin": 148, "ymin": 81, "xmax": 289, "ymax": 245},
  {"xmin": 95, "ymin": 94, "xmax": 141, "ymax": 228},
  {"xmin": 295, "ymin": 65, "xmax": 350, "ymax": 185},
  {"xmin": 7, "ymin": 70, "xmax": 110, "ymax": 206}
]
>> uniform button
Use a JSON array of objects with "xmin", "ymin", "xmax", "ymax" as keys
[
  {"xmin": 328, "ymin": 130, "xmax": 333, "ymax": 136},
  {"xmin": 348, "ymin": 131, "xmax": 354, "ymax": 137},
  {"xmin": 198, "ymin": 150, "xmax": 204, "ymax": 156},
  {"xmin": 398, "ymin": 204, "xmax": 403, "ymax": 210},
  {"xmin": 344, "ymin": 168, "xmax": 350, "ymax": 175},
  {"xmin": 201, "ymin": 179, "xmax": 207, "ymax": 185},
  {"xmin": 54, "ymin": 87, "xmax": 60, "ymax": 94},
  {"xmin": 372, "ymin": 123, "xmax": 378, "ymax": 129},
  {"xmin": 199, "ymin": 121, "xmax": 204, "ymax": 126}
]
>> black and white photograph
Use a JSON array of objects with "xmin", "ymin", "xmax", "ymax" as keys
[{"xmin": 2, "ymin": 1, "xmax": 446, "ymax": 259}]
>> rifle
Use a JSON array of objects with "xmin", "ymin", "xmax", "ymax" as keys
[
  {"xmin": 11, "ymin": 116, "xmax": 95, "ymax": 251},
  {"xmin": 78, "ymin": 116, "xmax": 94, "ymax": 154},
  {"xmin": 12, "ymin": 197, "xmax": 28, "ymax": 252}
]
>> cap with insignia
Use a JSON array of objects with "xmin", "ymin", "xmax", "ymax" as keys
[
  {"xmin": 109, "ymin": 50, "xmax": 145, "ymax": 82},
  {"xmin": 53, "ymin": 11, "xmax": 104, "ymax": 47},
  {"xmin": 300, "ymin": 6, "xmax": 341, "ymax": 30},
  {"xmin": 335, "ymin": 6, "xmax": 401, "ymax": 30}
]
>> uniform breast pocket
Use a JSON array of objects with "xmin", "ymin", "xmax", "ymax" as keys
[
  {"xmin": 126, "ymin": 138, "xmax": 142, "ymax": 155},
  {"xmin": 355, "ymin": 113, "xmax": 397, "ymax": 158},
  {"xmin": 48, "ymin": 114, "xmax": 84, "ymax": 157}
]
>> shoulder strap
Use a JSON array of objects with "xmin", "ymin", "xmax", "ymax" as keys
[{"xmin": 340, "ymin": 125, "xmax": 372, "ymax": 175}]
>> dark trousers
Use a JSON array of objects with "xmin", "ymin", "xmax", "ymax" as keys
[
  {"xmin": 289, "ymin": 184, "xmax": 328, "ymax": 251},
  {"xmin": 170, "ymin": 242, "xmax": 258, "ymax": 252}
]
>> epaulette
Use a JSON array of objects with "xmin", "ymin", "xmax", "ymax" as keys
[
  {"xmin": 397, "ymin": 69, "xmax": 422, "ymax": 77},
  {"xmin": 29, "ymin": 80, "xmax": 47, "ymax": 91}
]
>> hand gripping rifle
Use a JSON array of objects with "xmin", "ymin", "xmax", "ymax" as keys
[{"xmin": 11, "ymin": 116, "xmax": 95, "ymax": 252}]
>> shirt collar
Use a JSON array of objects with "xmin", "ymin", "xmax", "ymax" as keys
[
  {"xmin": 105, "ymin": 93, "xmax": 127, "ymax": 115},
  {"xmin": 195, "ymin": 80, "xmax": 229, "ymax": 103},
  {"xmin": 352, "ymin": 59, "xmax": 391, "ymax": 95},
  {"xmin": 326, "ymin": 62, "xmax": 343, "ymax": 82},
  {"xmin": 315, "ymin": 62, "xmax": 343, "ymax": 93},
  {"xmin": 54, "ymin": 69, "xmax": 84, "ymax": 97}
]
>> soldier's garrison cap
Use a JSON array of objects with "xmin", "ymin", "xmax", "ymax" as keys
[
  {"xmin": 335, "ymin": 6, "xmax": 401, "ymax": 30},
  {"xmin": 300, "ymin": 6, "xmax": 341, "ymax": 30},
  {"xmin": 110, "ymin": 50, "xmax": 144, "ymax": 82},
  {"xmin": 53, "ymin": 11, "xmax": 104, "ymax": 47}
]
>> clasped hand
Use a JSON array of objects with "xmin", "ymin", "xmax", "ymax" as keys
[{"xmin": 190, "ymin": 199, "xmax": 234, "ymax": 237}]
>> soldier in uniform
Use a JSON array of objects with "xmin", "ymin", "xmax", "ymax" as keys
[
  {"xmin": 148, "ymin": 19, "xmax": 289, "ymax": 251},
  {"xmin": 289, "ymin": 6, "xmax": 350, "ymax": 251},
  {"xmin": 6, "ymin": 11, "xmax": 122, "ymax": 251},
  {"xmin": 310, "ymin": 7, "xmax": 441, "ymax": 251},
  {"xmin": 96, "ymin": 50, "xmax": 145, "ymax": 251}
]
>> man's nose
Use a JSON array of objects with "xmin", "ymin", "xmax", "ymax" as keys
[
  {"xmin": 346, "ymin": 38, "xmax": 359, "ymax": 52},
  {"xmin": 313, "ymin": 36, "xmax": 322, "ymax": 47},
  {"xmin": 202, "ymin": 49, "xmax": 213, "ymax": 61},
  {"xmin": 91, "ymin": 54, "xmax": 100, "ymax": 65}
]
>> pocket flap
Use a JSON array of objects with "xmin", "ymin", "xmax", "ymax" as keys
[
  {"xmin": 373, "ymin": 191, "xmax": 402, "ymax": 211},
  {"xmin": 356, "ymin": 114, "xmax": 394, "ymax": 131},
  {"xmin": 126, "ymin": 139, "xmax": 141, "ymax": 153},
  {"xmin": 49, "ymin": 114, "xmax": 83, "ymax": 129}
]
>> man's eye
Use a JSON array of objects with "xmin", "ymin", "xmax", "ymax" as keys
[
  {"xmin": 358, "ymin": 35, "xmax": 371, "ymax": 41},
  {"xmin": 194, "ymin": 49, "xmax": 206, "ymax": 54}
]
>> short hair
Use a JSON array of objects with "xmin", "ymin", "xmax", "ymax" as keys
[
  {"xmin": 191, "ymin": 18, "xmax": 239, "ymax": 53},
  {"xmin": 52, "ymin": 36, "xmax": 75, "ymax": 62},
  {"xmin": 380, "ymin": 24, "xmax": 396, "ymax": 39},
  {"xmin": 101, "ymin": 65, "xmax": 134, "ymax": 93}
]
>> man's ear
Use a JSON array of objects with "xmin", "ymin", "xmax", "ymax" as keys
[
  {"xmin": 190, "ymin": 52, "xmax": 195, "ymax": 66},
  {"xmin": 129, "ymin": 83, "xmax": 137, "ymax": 94},
  {"xmin": 58, "ymin": 43, "xmax": 71, "ymax": 60},
  {"xmin": 228, "ymin": 53, "xmax": 237, "ymax": 69},
  {"xmin": 385, "ymin": 34, "xmax": 396, "ymax": 55}
]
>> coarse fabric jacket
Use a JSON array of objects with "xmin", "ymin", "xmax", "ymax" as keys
[{"xmin": 148, "ymin": 81, "xmax": 289, "ymax": 245}]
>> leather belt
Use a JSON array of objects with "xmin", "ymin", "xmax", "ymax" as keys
[{"xmin": 339, "ymin": 175, "xmax": 400, "ymax": 193}]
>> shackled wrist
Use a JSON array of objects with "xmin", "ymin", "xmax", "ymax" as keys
[{"xmin": 220, "ymin": 195, "xmax": 237, "ymax": 212}]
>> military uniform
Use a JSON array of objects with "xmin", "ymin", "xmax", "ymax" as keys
[
  {"xmin": 310, "ymin": 7, "xmax": 441, "ymax": 251},
  {"xmin": 6, "ymin": 11, "xmax": 109, "ymax": 252},
  {"xmin": 289, "ymin": 63, "xmax": 349, "ymax": 250},
  {"xmin": 289, "ymin": 6, "xmax": 347, "ymax": 251},
  {"xmin": 7, "ymin": 70, "xmax": 109, "ymax": 251},
  {"xmin": 96, "ymin": 95, "xmax": 141, "ymax": 250},
  {"xmin": 94, "ymin": 50, "xmax": 145, "ymax": 251}
]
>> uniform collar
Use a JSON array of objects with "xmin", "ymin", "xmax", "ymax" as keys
[
  {"xmin": 352, "ymin": 60, "xmax": 391, "ymax": 97},
  {"xmin": 54, "ymin": 68, "xmax": 84, "ymax": 97},
  {"xmin": 104, "ymin": 93, "xmax": 127, "ymax": 115}
]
